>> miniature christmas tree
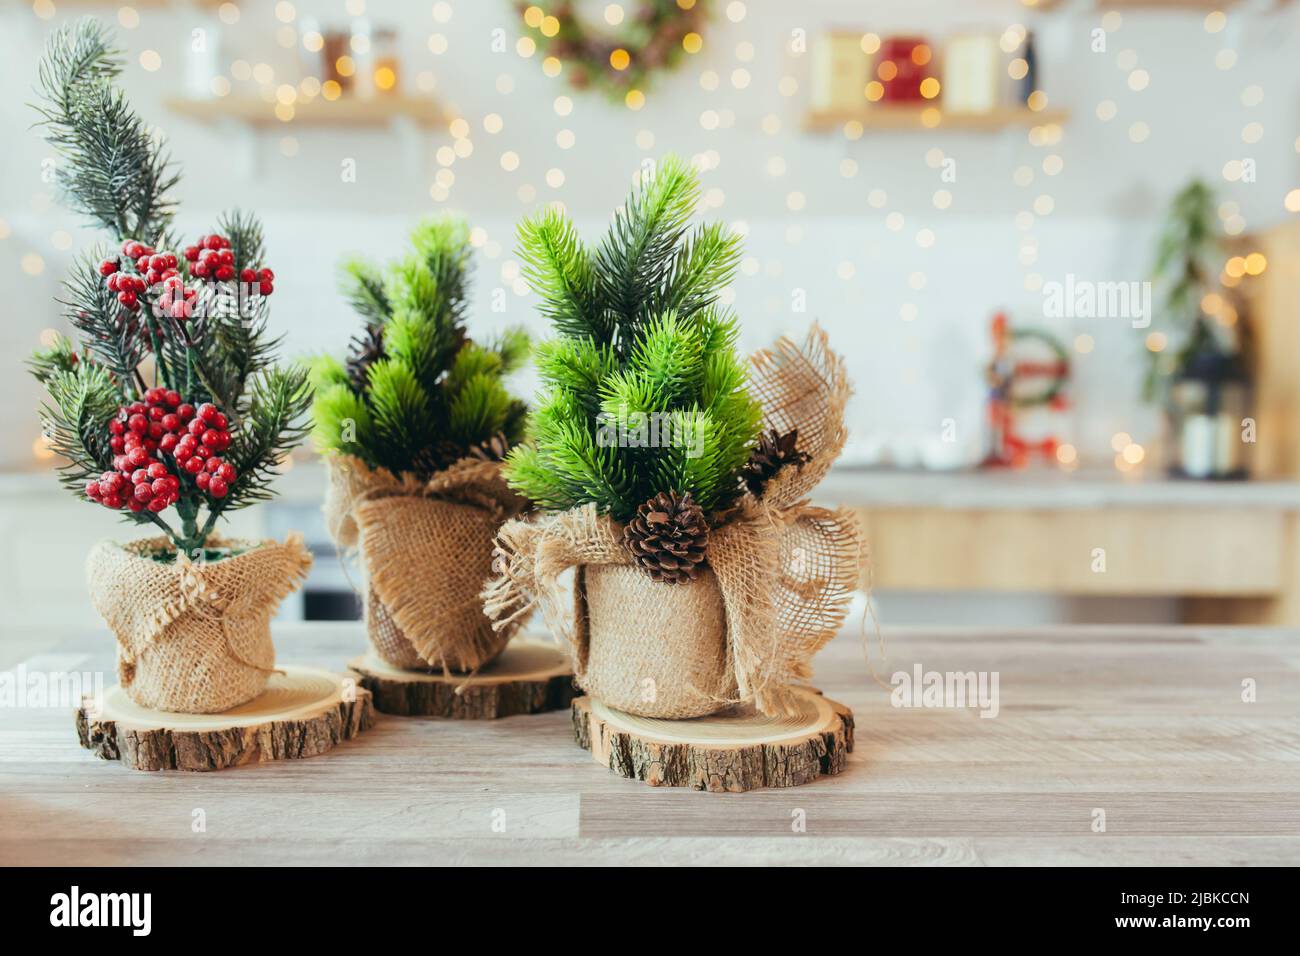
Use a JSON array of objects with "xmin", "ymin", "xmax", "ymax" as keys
[
  {"xmin": 28, "ymin": 20, "xmax": 310, "ymax": 557},
  {"xmin": 503, "ymin": 154, "xmax": 764, "ymax": 526},
  {"xmin": 309, "ymin": 216, "xmax": 529, "ymax": 480}
]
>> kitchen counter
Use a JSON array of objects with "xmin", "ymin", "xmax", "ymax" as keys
[{"xmin": 1, "ymin": 622, "xmax": 1297, "ymax": 866}]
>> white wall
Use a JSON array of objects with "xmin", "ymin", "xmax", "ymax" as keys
[{"xmin": 3, "ymin": 0, "xmax": 1299, "ymax": 473}]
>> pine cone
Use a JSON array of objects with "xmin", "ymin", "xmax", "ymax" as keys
[
  {"xmin": 622, "ymin": 491, "xmax": 710, "ymax": 585},
  {"xmin": 345, "ymin": 323, "xmax": 386, "ymax": 392},
  {"xmin": 740, "ymin": 428, "xmax": 811, "ymax": 498},
  {"xmin": 468, "ymin": 432, "xmax": 511, "ymax": 462}
]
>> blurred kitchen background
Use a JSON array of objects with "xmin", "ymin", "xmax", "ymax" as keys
[{"xmin": 3, "ymin": 0, "xmax": 1300, "ymax": 632}]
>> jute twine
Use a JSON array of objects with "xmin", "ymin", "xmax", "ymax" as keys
[
  {"xmin": 484, "ymin": 324, "xmax": 864, "ymax": 718},
  {"xmin": 324, "ymin": 454, "xmax": 530, "ymax": 672},
  {"xmin": 86, "ymin": 534, "xmax": 313, "ymax": 714}
]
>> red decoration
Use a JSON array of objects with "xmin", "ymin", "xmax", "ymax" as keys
[
  {"xmin": 985, "ymin": 313, "xmax": 1071, "ymax": 468},
  {"xmin": 875, "ymin": 37, "xmax": 933, "ymax": 103}
]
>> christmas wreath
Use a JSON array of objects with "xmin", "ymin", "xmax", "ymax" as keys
[{"xmin": 516, "ymin": 0, "xmax": 708, "ymax": 100}]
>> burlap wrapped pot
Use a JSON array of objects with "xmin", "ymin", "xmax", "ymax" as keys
[
  {"xmin": 485, "ymin": 324, "xmax": 865, "ymax": 719},
  {"xmin": 86, "ymin": 534, "xmax": 313, "ymax": 714},
  {"xmin": 324, "ymin": 454, "xmax": 529, "ymax": 672},
  {"xmin": 579, "ymin": 564, "xmax": 737, "ymax": 718}
]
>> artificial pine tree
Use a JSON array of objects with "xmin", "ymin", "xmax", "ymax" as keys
[
  {"xmin": 1145, "ymin": 179, "xmax": 1240, "ymax": 401},
  {"xmin": 310, "ymin": 216, "xmax": 529, "ymax": 480},
  {"xmin": 503, "ymin": 154, "xmax": 764, "ymax": 528},
  {"xmin": 29, "ymin": 20, "xmax": 309, "ymax": 557}
]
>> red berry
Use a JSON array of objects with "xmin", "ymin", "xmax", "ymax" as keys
[
  {"xmin": 205, "ymin": 235, "xmax": 223, "ymax": 250},
  {"xmin": 218, "ymin": 462, "xmax": 237, "ymax": 483},
  {"xmin": 188, "ymin": 418, "xmax": 207, "ymax": 437},
  {"xmin": 201, "ymin": 429, "xmax": 221, "ymax": 447},
  {"xmin": 128, "ymin": 446, "xmax": 149, "ymax": 466},
  {"xmin": 133, "ymin": 483, "xmax": 153, "ymax": 502},
  {"xmin": 184, "ymin": 245, "xmax": 200, "ymax": 261},
  {"xmin": 86, "ymin": 480, "xmax": 102, "ymax": 499},
  {"xmin": 146, "ymin": 462, "xmax": 168, "ymax": 479},
  {"xmin": 184, "ymin": 456, "xmax": 204, "ymax": 475},
  {"xmin": 99, "ymin": 260, "xmax": 118, "ymax": 277},
  {"xmin": 172, "ymin": 445, "xmax": 191, "ymax": 463},
  {"xmin": 109, "ymin": 435, "xmax": 125, "ymax": 453},
  {"xmin": 194, "ymin": 444, "xmax": 211, "ymax": 460},
  {"xmin": 109, "ymin": 419, "xmax": 126, "ymax": 436},
  {"xmin": 207, "ymin": 476, "xmax": 228, "ymax": 498},
  {"xmin": 215, "ymin": 265, "xmax": 235, "ymax": 282},
  {"xmin": 198, "ymin": 403, "xmax": 219, "ymax": 423},
  {"xmin": 239, "ymin": 268, "xmax": 256, "ymax": 283},
  {"xmin": 259, "ymin": 280, "xmax": 274, "ymax": 296},
  {"xmin": 258, "ymin": 268, "xmax": 274, "ymax": 282},
  {"xmin": 160, "ymin": 414, "xmax": 179, "ymax": 431},
  {"xmin": 130, "ymin": 468, "xmax": 149, "ymax": 485},
  {"xmin": 195, "ymin": 471, "xmax": 211, "ymax": 490},
  {"xmin": 147, "ymin": 496, "xmax": 168, "ymax": 513},
  {"xmin": 121, "ymin": 240, "xmax": 138, "ymax": 257},
  {"xmin": 160, "ymin": 433, "xmax": 179, "ymax": 453},
  {"xmin": 127, "ymin": 414, "xmax": 148, "ymax": 435},
  {"xmin": 126, "ymin": 497, "xmax": 145, "ymax": 513},
  {"xmin": 218, "ymin": 249, "xmax": 234, "ymax": 266},
  {"xmin": 206, "ymin": 457, "xmax": 222, "ymax": 474},
  {"xmin": 193, "ymin": 260, "xmax": 210, "ymax": 279},
  {"xmin": 177, "ymin": 404, "xmax": 195, "ymax": 421},
  {"xmin": 104, "ymin": 495, "xmax": 125, "ymax": 509},
  {"xmin": 151, "ymin": 477, "xmax": 172, "ymax": 497},
  {"xmin": 147, "ymin": 405, "xmax": 164, "ymax": 420},
  {"xmin": 212, "ymin": 412, "xmax": 228, "ymax": 430},
  {"xmin": 164, "ymin": 390, "xmax": 181, "ymax": 407},
  {"xmin": 118, "ymin": 291, "xmax": 138, "ymax": 309}
]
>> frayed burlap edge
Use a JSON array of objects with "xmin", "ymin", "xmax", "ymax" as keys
[{"xmin": 483, "ymin": 323, "xmax": 865, "ymax": 717}]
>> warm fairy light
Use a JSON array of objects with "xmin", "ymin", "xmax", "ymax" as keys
[
  {"xmin": 609, "ymin": 48, "xmax": 630, "ymax": 70},
  {"xmin": 218, "ymin": 3, "xmax": 239, "ymax": 25},
  {"xmin": 321, "ymin": 80, "xmax": 342, "ymax": 100},
  {"xmin": 604, "ymin": 4, "xmax": 625, "ymax": 25},
  {"xmin": 139, "ymin": 50, "xmax": 162, "ymax": 72},
  {"xmin": 1027, "ymin": 90, "xmax": 1047, "ymax": 111},
  {"xmin": 1225, "ymin": 256, "xmax": 1247, "ymax": 278},
  {"xmin": 543, "ymin": 56, "xmax": 562, "ymax": 77},
  {"xmin": 299, "ymin": 76, "xmax": 320, "ymax": 98},
  {"xmin": 1244, "ymin": 253, "xmax": 1267, "ymax": 275},
  {"xmin": 677, "ymin": 0, "xmax": 696, "ymax": 8},
  {"xmin": 911, "ymin": 44, "xmax": 932, "ymax": 66},
  {"xmin": 449, "ymin": 117, "xmax": 469, "ymax": 138},
  {"xmin": 1008, "ymin": 58, "xmax": 1028, "ymax": 80},
  {"xmin": 921, "ymin": 108, "xmax": 941, "ymax": 128},
  {"xmin": 843, "ymin": 120, "xmax": 863, "ymax": 140},
  {"xmin": 1217, "ymin": 304, "xmax": 1239, "ymax": 327},
  {"xmin": 523, "ymin": 6, "xmax": 544, "ymax": 28},
  {"xmin": 516, "ymin": 37, "xmax": 536, "ymax": 57},
  {"xmin": 1115, "ymin": 454, "xmax": 1134, "ymax": 473},
  {"xmin": 1110, "ymin": 432, "xmax": 1132, "ymax": 452},
  {"xmin": 303, "ymin": 31, "xmax": 324, "ymax": 52},
  {"xmin": 118, "ymin": 6, "xmax": 140, "ymax": 29},
  {"xmin": 624, "ymin": 89, "xmax": 645, "ymax": 110},
  {"xmin": 1074, "ymin": 334, "xmax": 1094, "ymax": 354},
  {"xmin": 454, "ymin": 138, "xmax": 473, "ymax": 158},
  {"xmin": 860, "ymin": 33, "xmax": 881, "ymax": 55},
  {"xmin": 274, "ymin": 103, "xmax": 294, "ymax": 122},
  {"xmin": 33, "ymin": 434, "xmax": 55, "ymax": 461},
  {"xmin": 21, "ymin": 253, "xmax": 44, "ymax": 276},
  {"xmin": 275, "ymin": 2, "xmax": 296, "ymax": 23},
  {"xmin": 484, "ymin": 113, "xmax": 503, "ymax": 133},
  {"xmin": 1201, "ymin": 292, "xmax": 1224, "ymax": 314},
  {"xmin": 540, "ymin": 16, "xmax": 560, "ymax": 38},
  {"xmin": 920, "ymin": 77, "xmax": 941, "ymax": 100},
  {"xmin": 725, "ymin": 1, "xmax": 746, "ymax": 22},
  {"xmin": 500, "ymin": 151, "xmax": 520, "ymax": 171},
  {"xmin": 1122, "ymin": 443, "xmax": 1145, "ymax": 465},
  {"xmin": 682, "ymin": 32, "xmax": 703, "ymax": 54},
  {"xmin": 276, "ymin": 84, "xmax": 296, "ymax": 105},
  {"xmin": 1096, "ymin": 100, "xmax": 1117, "ymax": 121},
  {"xmin": 877, "ymin": 60, "xmax": 898, "ymax": 82},
  {"xmin": 1145, "ymin": 332, "xmax": 1167, "ymax": 352},
  {"xmin": 1056, "ymin": 443, "xmax": 1077, "ymax": 465},
  {"xmin": 436, "ymin": 145, "xmax": 455, "ymax": 166},
  {"xmin": 335, "ymin": 55, "xmax": 355, "ymax": 77},
  {"xmin": 1285, "ymin": 189, "xmax": 1300, "ymax": 213},
  {"xmin": 864, "ymin": 81, "xmax": 884, "ymax": 102},
  {"xmin": 1204, "ymin": 10, "xmax": 1226, "ymax": 33}
]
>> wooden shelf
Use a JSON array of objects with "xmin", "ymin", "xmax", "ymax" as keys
[
  {"xmin": 804, "ymin": 105, "xmax": 1068, "ymax": 133},
  {"xmin": 163, "ymin": 95, "xmax": 451, "ymax": 130}
]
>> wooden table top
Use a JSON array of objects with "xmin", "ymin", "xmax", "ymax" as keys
[{"xmin": 2, "ymin": 621, "xmax": 1298, "ymax": 866}]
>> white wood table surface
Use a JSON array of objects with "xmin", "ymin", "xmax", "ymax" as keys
[{"xmin": 2, "ymin": 622, "xmax": 1298, "ymax": 866}]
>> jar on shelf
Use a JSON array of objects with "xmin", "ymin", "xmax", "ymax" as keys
[{"xmin": 372, "ymin": 27, "xmax": 400, "ymax": 95}]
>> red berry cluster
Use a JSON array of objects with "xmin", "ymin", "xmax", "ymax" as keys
[
  {"xmin": 184, "ymin": 233, "xmax": 275, "ymax": 296},
  {"xmin": 88, "ymin": 390, "xmax": 239, "ymax": 513},
  {"xmin": 101, "ymin": 239, "xmax": 198, "ymax": 320}
]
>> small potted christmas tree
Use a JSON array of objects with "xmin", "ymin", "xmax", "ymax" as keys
[
  {"xmin": 29, "ymin": 22, "xmax": 312, "ymax": 715},
  {"xmin": 312, "ymin": 216, "xmax": 531, "ymax": 672},
  {"xmin": 485, "ymin": 156, "xmax": 863, "ymax": 720}
]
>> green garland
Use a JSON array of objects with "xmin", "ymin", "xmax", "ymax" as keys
[{"xmin": 516, "ymin": 0, "xmax": 709, "ymax": 102}]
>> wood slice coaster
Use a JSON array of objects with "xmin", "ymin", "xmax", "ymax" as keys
[
  {"xmin": 573, "ymin": 688, "xmax": 854, "ymax": 792},
  {"xmin": 75, "ymin": 666, "xmax": 374, "ymax": 772},
  {"xmin": 348, "ymin": 639, "xmax": 577, "ymax": 718}
]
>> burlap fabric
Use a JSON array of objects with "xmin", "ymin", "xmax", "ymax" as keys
[
  {"xmin": 324, "ymin": 455, "xmax": 528, "ymax": 671},
  {"xmin": 484, "ymin": 324, "xmax": 864, "ymax": 718},
  {"xmin": 86, "ymin": 534, "xmax": 313, "ymax": 714}
]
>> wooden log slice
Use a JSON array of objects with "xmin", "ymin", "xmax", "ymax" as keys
[
  {"xmin": 573, "ymin": 688, "xmax": 854, "ymax": 792},
  {"xmin": 349, "ymin": 639, "xmax": 577, "ymax": 718},
  {"xmin": 75, "ymin": 666, "xmax": 374, "ymax": 772}
]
